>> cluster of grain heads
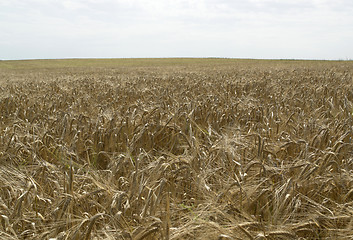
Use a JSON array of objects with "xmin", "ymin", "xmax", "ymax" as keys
[{"xmin": 0, "ymin": 60, "xmax": 353, "ymax": 239}]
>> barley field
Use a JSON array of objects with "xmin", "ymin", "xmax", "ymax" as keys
[{"xmin": 0, "ymin": 58, "xmax": 353, "ymax": 239}]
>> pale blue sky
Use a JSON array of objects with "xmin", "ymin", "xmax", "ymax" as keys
[{"xmin": 1, "ymin": 0, "xmax": 352, "ymax": 60}]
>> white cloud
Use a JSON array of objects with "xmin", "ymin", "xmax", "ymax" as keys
[
  {"xmin": 61, "ymin": 0, "xmax": 87, "ymax": 10},
  {"xmin": 0, "ymin": 0, "xmax": 352, "ymax": 59}
]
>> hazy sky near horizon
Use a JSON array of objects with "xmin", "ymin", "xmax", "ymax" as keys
[{"xmin": 1, "ymin": 0, "xmax": 353, "ymax": 60}]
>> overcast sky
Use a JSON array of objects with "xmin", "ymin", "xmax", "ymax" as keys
[{"xmin": 1, "ymin": 0, "xmax": 353, "ymax": 60}]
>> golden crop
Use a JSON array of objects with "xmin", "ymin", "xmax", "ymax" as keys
[{"xmin": 0, "ymin": 59, "xmax": 352, "ymax": 239}]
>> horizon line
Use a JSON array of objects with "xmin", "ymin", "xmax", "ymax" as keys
[{"xmin": 1, "ymin": 57, "xmax": 352, "ymax": 62}]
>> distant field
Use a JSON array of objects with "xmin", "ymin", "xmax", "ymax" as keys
[
  {"xmin": 1, "ymin": 58, "xmax": 250, "ymax": 70},
  {"xmin": 1, "ymin": 58, "xmax": 353, "ymax": 239},
  {"xmin": 0, "ymin": 57, "xmax": 347, "ymax": 69}
]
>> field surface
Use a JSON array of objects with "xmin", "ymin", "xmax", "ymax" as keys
[{"xmin": 1, "ymin": 58, "xmax": 353, "ymax": 239}]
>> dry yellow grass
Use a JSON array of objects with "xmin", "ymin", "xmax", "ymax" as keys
[{"xmin": 0, "ymin": 58, "xmax": 353, "ymax": 239}]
